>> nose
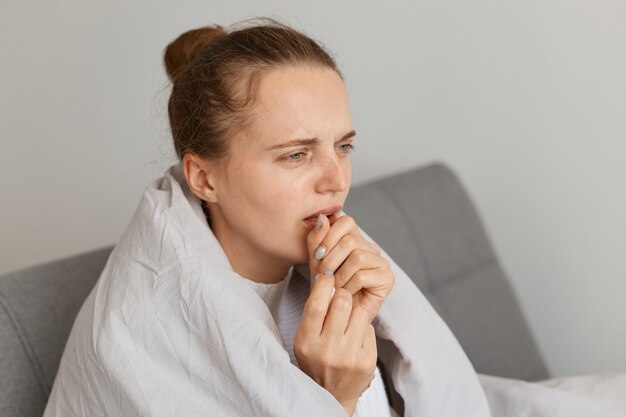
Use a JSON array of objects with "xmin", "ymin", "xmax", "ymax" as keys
[{"xmin": 314, "ymin": 152, "xmax": 350, "ymax": 193}]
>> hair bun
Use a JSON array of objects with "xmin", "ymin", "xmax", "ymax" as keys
[{"xmin": 164, "ymin": 25, "xmax": 227, "ymax": 82}]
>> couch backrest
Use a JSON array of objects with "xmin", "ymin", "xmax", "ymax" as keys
[
  {"xmin": 344, "ymin": 162, "xmax": 548, "ymax": 381},
  {"xmin": 0, "ymin": 247, "xmax": 112, "ymax": 417},
  {"xmin": 0, "ymin": 162, "xmax": 548, "ymax": 417}
]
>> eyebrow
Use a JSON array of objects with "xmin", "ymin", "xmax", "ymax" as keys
[{"xmin": 266, "ymin": 130, "xmax": 356, "ymax": 150}]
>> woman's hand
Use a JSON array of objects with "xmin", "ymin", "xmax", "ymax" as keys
[
  {"xmin": 293, "ymin": 213, "xmax": 395, "ymax": 415},
  {"xmin": 308, "ymin": 213, "xmax": 395, "ymax": 322},
  {"xmin": 293, "ymin": 266, "xmax": 377, "ymax": 415}
]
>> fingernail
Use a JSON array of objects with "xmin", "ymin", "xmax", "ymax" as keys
[
  {"xmin": 315, "ymin": 214, "xmax": 324, "ymax": 230},
  {"xmin": 314, "ymin": 245, "xmax": 326, "ymax": 260},
  {"xmin": 311, "ymin": 273, "xmax": 320, "ymax": 285},
  {"xmin": 322, "ymin": 269, "xmax": 333, "ymax": 277}
]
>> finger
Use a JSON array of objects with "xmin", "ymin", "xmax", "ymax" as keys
[
  {"xmin": 313, "ymin": 216, "xmax": 361, "ymax": 262},
  {"xmin": 321, "ymin": 287, "xmax": 353, "ymax": 338},
  {"xmin": 333, "ymin": 249, "xmax": 389, "ymax": 288},
  {"xmin": 344, "ymin": 304, "xmax": 372, "ymax": 342},
  {"xmin": 362, "ymin": 324, "xmax": 377, "ymax": 363},
  {"xmin": 316, "ymin": 232, "xmax": 380, "ymax": 282},
  {"xmin": 336, "ymin": 211, "xmax": 382, "ymax": 255},
  {"xmin": 316, "ymin": 219, "xmax": 380, "ymax": 266},
  {"xmin": 300, "ymin": 270, "xmax": 335, "ymax": 336},
  {"xmin": 343, "ymin": 269, "xmax": 394, "ymax": 302},
  {"xmin": 306, "ymin": 214, "xmax": 330, "ymax": 286}
]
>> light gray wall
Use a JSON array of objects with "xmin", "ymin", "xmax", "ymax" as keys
[{"xmin": 1, "ymin": 0, "xmax": 624, "ymax": 377}]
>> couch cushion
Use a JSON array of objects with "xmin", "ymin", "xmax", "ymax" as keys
[
  {"xmin": 0, "ymin": 247, "xmax": 113, "ymax": 417},
  {"xmin": 345, "ymin": 162, "xmax": 549, "ymax": 381}
]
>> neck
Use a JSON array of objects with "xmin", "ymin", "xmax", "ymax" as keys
[{"xmin": 232, "ymin": 252, "xmax": 292, "ymax": 285}]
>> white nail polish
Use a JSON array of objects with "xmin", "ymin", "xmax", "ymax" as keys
[{"xmin": 315, "ymin": 214, "xmax": 324, "ymax": 230}]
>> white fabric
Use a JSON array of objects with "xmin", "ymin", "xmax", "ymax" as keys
[
  {"xmin": 240, "ymin": 269, "xmax": 290, "ymax": 324},
  {"xmin": 243, "ymin": 266, "xmax": 394, "ymax": 417},
  {"xmin": 43, "ymin": 163, "xmax": 492, "ymax": 417},
  {"xmin": 479, "ymin": 373, "xmax": 626, "ymax": 417}
]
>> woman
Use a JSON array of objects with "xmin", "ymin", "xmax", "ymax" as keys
[
  {"xmin": 44, "ymin": 19, "xmax": 490, "ymax": 417},
  {"xmin": 172, "ymin": 20, "xmax": 395, "ymax": 415}
]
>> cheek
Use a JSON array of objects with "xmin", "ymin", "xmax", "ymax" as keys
[
  {"xmin": 264, "ymin": 188, "xmax": 302, "ymax": 220},
  {"xmin": 343, "ymin": 157, "xmax": 353, "ymax": 179},
  {"xmin": 245, "ymin": 175, "xmax": 302, "ymax": 219}
]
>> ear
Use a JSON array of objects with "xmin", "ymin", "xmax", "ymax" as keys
[{"xmin": 182, "ymin": 153, "xmax": 220, "ymax": 203}]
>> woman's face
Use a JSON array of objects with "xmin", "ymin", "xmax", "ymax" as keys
[{"xmin": 209, "ymin": 65, "xmax": 354, "ymax": 281}]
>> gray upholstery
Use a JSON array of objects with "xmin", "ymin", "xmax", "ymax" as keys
[
  {"xmin": 0, "ymin": 162, "xmax": 548, "ymax": 416},
  {"xmin": 0, "ymin": 247, "xmax": 113, "ymax": 417},
  {"xmin": 345, "ymin": 163, "xmax": 548, "ymax": 381}
]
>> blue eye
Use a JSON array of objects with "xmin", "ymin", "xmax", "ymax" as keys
[
  {"xmin": 338, "ymin": 143, "xmax": 355, "ymax": 153},
  {"xmin": 284, "ymin": 151, "xmax": 306, "ymax": 162},
  {"xmin": 281, "ymin": 144, "xmax": 355, "ymax": 164}
]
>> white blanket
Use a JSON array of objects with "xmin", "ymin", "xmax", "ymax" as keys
[
  {"xmin": 43, "ymin": 163, "xmax": 625, "ymax": 416},
  {"xmin": 480, "ymin": 373, "xmax": 626, "ymax": 416},
  {"xmin": 44, "ymin": 163, "xmax": 490, "ymax": 417}
]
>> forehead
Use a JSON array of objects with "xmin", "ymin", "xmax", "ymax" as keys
[{"xmin": 244, "ymin": 66, "xmax": 352, "ymax": 146}]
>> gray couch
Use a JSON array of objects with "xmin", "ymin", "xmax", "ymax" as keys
[{"xmin": 0, "ymin": 162, "xmax": 549, "ymax": 417}]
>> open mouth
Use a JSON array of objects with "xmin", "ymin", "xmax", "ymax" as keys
[{"xmin": 303, "ymin": 212, "xmax": 339, "ymax": 227}]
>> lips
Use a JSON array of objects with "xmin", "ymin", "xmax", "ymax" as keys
[{"xmin": 303, "ymin": 205, "xmax": 343, "ymax": 226}]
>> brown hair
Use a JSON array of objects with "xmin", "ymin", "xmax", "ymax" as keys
[{"xmin": 164, "ymin": 18, "xmax": 342, "ymax": 163}]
